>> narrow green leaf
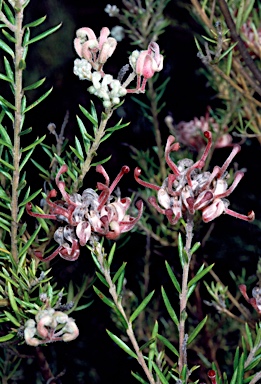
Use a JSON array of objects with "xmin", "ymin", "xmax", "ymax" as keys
[
  {"xmin": 69, "ymin": 145, "xmax": 84, "ymax": 162},
  {"xmin": 245, "ymin": 323, "xmax": 253, "ymax": 350},
  {"xmin": 0, "ymin": 39, "xmax": 14, "ymax": 57},
  {"xmin": 106, "ymin": 329, "xmax": 137, "ymax": 359},
  {"xmin": 157, "ymin": 333, "xmax": 179, "ymax": 357},
  {"xmin": 117, "ymin": 269, "xmax": 125, "ymax": 295},
  {"xmin": 230, "ymin": 367, "xmax": 238, "ymax": 384},
  {"xmin": 79, "ymin": 104, "xmax": 98, "ymax": 128},
  {"xmin": 24, "ymin": 87, "xmax": 53, "ymax": 112},
  {"xmin": 152, "ymin": 362, "xmax": 169, "ymax": 384},
  {"xmin": 106, "ymin": 121, "xmax": 130, "ymax": 132},
  {"xmin": 18, "ymin": 225, "xmax": 41, "ymax": 257},
  {"xmin": 4, "ymin": 310, "xmax": 21, "ymax": 327},
  {"xmin": 2, "ymin": 28, "xmax": 16, "ymax": 43},
  {"xmin": 0, "ymin": 333, "xmax": 15, "ymax": 342},
  {"xmin": 3, "ymin": 2, "xmax": 14, "ymax": 24},
  {"xmin": 25, "ymin": 23, "xmax": 62, "ymax": 45},
  {"xmin": 23, "ymin": 77, "xmax": 46, "ymax": 91},
  {"xmin": 226, "ymin": 48, "xmax": 233, "ymax": 76},
  {"xmin": 0, "ymin": 137, "xmax": 12, "ymax": 149},
  {"xmin": 90, "ymin": 155, "xmax": 111, "ymax": 167},
  {"xmin": 112, "ymin": 262, "xmax": 127, "ymax": 284},
  {"xmin": 30, "ymin": 159, "xmax": 49, "ymax": 176},
  {"xmin": 165, "ymin": 261, "xmax": 181, "ymax": 293},
  {"xmin": 7, "ymin": 282, "xmax": 19, "ymax": 314},
  {"xmin": 178, "ymin": 233, "xmax": 184, "ymax": 268},
  {"xmin": 0, "ymin": 73, "xmax": 12, "ymax": 83},
  {"xmin": 131, "ymin": 96, "xmax": 150, "ymax": 110},
  {"xmin": 218, "ymin": 42, "xmax": 238, "ymax": 62},
  {"xmin": 95, "ymin": 271, "xmax": 109, "ymax": 287},
  {"xmin": 0, "ymin": 95, "xmax": 16, "ymax": 110},
  {"xmin": 18, "ymin": 188, "xmax": 42, "ymax": 207},
  {"xmin": 188, "ymin": 263, "xmax": 214, "ymax": 288},
  {"xmin": 0, "ymin": 158, "xmax": 14, "ymax": 170},
  {"xmin": 161, "ymin": 286, "xmax": 179, "ymax": 327},
  {"xmin": 233, "ymin": 346, "xmax": 240, "ymax": 372},
  {"xmin": 93, "ymin": 286, "xmax": 115, "ymax": 309},
  {"xmin": 24, "ymin": 15, "xmax": 47, "ymax": 28},
  {"xmin": 76, "ymin": 115, "xmax": 94, "ymax": 142},
  {"xmin": 131, "ymin": 371, "xmax": 149, "ymax": 384},
  {"xmin": 19, "ymin": 127, "xmax": 32, "ymax": 136},
  {"xmin": 0, "ymin": 122, "xmax": 12, "ymax": 145},
  {"xmin": 236, "ymin": 353, "xmax": 244, "ymax": 384},
  {"xmin": 187, "ymin": 316, "xmax": 208, "ymax": 344},
  {"xmin": 129, "ymin": 290, "xmax": 155, "ymax": 323},
  {"xmin": 108, "ymin": 242, "xmax": 116, "ymax": 266},
  {"xmin": 4, "ymin": 56, "xmax": 14, "ymax": 82},
  {"xmin": 190, "ymin": 241, "xmax": 201, "ymax": 255}
]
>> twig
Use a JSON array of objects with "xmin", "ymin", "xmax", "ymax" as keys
[{"xmin": 11, "ymin": 2, "xmax": 25, "ymax": 263}]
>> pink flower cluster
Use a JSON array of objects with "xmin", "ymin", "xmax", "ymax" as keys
[
  {"xmin": 241, "ymin": 20, "xmax": 261, "ymax": 58},
  {"xmin": 27, "ymin": 165, "xmax": 143, "ymax": 261},
  {"xmin": 166, "ymin": 110, "xmax": 232, "ymax": 152},
  {"xmin": 135, "ymin": 131, "xmax": 254, "ymax": 224}
]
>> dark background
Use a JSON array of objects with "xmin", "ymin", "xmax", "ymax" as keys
[{"xmin": 5, "ymin": 1, "xmax": 261, "ymax": 383}]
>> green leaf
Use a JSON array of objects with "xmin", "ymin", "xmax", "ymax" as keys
[
  {"xmin": 18, "ymin": 225, "xmax": 41, "ymax": 257},
  {"xmin": 106, "ymin": 120, "xmax": 130, "ymax": 132},
  {"xmin": 23, "ymin": 87, "xmax": 53, "ymax": 112},
  {"xmin": 0, "ymin": 95, "xmax": 15, "ymax": 110},
  {"xmin": 157, "ymin": 333, "xmax": 179, "ymax": 357},
  {"xmin": 190, "ymin": 241, "xmax": 200, "ymax": 255},
  {"xmin": 0, "ymin": 158, "xmax": 14, "ymax": 170},
  {"xmin": 25, "ymin": 23, "xmax": 62, "ymax": 45},
  {"xmin": 106, "ymin": 329, "xmax": 137, "ymax": 359},
  {"xmin": 24, "ymin": 15, "xmax": 47, "ymax": 28},
  {"xmin": 245, "ymin": 323, "xmax": 253, "ymax": 350},
  {"xmin": 93, "ymin": 286, "xmax": 115, "ymax": 309},
  {"xmin": 2, "ymin": 28, "xmax": 16, "ymax": 43},
  {"xmin": 0, "ymin": 73, "xmax": 12, "ymax": 83},
  {"xmin": 0, "ymin": 39, "xmax": 14, "ymax": 57},
  {"xmin": 0, "ymin": 332, "xmax": 15, "ymax": 342},
  {"xmin": 3, "ymin": 2, "xmax": 14, "ymax": 24},
  {"xmin": 90, "ymin": 155, "xmax": 111, "ymax": 167},
  {"xmin": 161, "ymin": 286, "xmax": 179, "ymax": 327},
  {"xmin": 4, "ymin": 56, "xmax": 14, "ymax": 82},
  {"xmin": 0, "ymin": 137, "xmax": 12, "ymax": 149},
  {"xmin": 4, "ymin": 310, "xmax": 21, "ymax": 327},
  {"xmin": 131, "ymin": 371, "xmax": 149, "ymax": 384},
  {"xmin": 165, "ymin": 261, "xmax": 181, "ymax": 293},
  {"xmin": 131, "ymin": 96, "xmax": 150, "ymax": 110},
  {"xmin": 79, "ymin": 104, "xmax": 98, "ymax": 128},
  {"xmin": 112, "ymin": 262, "xmax": 127, "ymax": 284},
  {"xmin": 30, "ymin": 159, "xmax": 49, "ymax": 176},
  {"xmin": 178, "ymin": 233, "xmax": 185, "ymax": 267},
  {"xmin": 152, "ymin": 362, "xmax": 169, "ymax": 384},
  {"xmin": 108, "ymin": 242, "xmax": 116, "ymax": 266},
  {"xmin": 69, "ymin": 145, "xmax": 84, "ymax": 162},
  {"xmin": 21, "ymin": 135, "xmax": 46, "ymax": 152},
  {"xmin": 18, "ymin": 188, "xmax": 42, "ymax": 207},
  {"xmin": 23, "ymin": 77, "xmax": 46, "ymax": 91},
  {"xmin": 19, "ymin": 127, "xmax": 32, "ymax": 136},
  {"xmin": 188, "ymin": 263, "xmax": 214, "ymax": 288},
  {"xmin": 233, "ymin": 346, "xmax": 240, "ymax": 372},
  {"xmin": 95, "ymin": 272, "xmax": 109, "ymax": 287},
  {"xmin": 187, "ymin": 316, "xmax": 208, "ymax": 344},
  {"xmin": 129, "ymin": 290, "xmax": 155, "ymax": 323},
  {"xmin": 218, "ymin": 42, "xmax": 238, "ymax": 62},
  {"xmin": 7, "ymin": 282, "xmax": 19, "ymax": 314},
  {"xmin": 0, "ymin": 122, "xmax": 12, "ymax": 145}
]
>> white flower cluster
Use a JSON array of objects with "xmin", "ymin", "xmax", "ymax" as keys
[
  {"xmin": 88, "ymin": 72, "xmax": 127, "ymax": 109},
  {"xmin": 129, "ymin": 50, "xmax": 140, "ymax": 71},
  {"xmin": 74, "ymin": 57, "xmax": 127, "ymax": 109},
  {"xmin": 110, "ymin": 26, "xmax": 125, "ymax": 42},
  {"xmin": 104, "ymin": 4, "xmax": 120, "ymax": 17},
  {"xmin": 73, "ymin": 58, "xmax": 92, "ymax": 80}
]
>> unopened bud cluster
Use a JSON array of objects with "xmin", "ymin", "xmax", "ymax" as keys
[{"xmin": 24, "ymin": 308, "xmax": 79, "ymax": 346}]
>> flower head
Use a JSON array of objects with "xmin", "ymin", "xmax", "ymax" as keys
[
  {"xmin": 135, "ymin": 131, "xmax": 254, "ymax": 224},
  {"xmin": 24, "ymin": 308, "xmax": 79, "ymax": 346},
  {"xmin": 27, "ymin": 164, "xmax": 143, "ymax": 261},
  {"xmin": 74, "ymin": 27, "xmax": 117, "ymax": 73}
]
